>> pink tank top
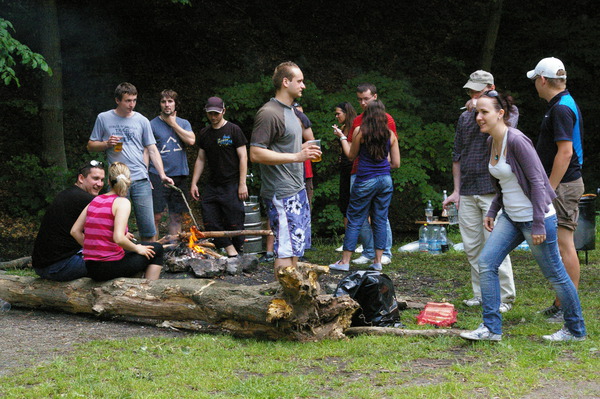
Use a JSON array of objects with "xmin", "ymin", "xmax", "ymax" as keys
[{"xmin": 83, "ymin": 194, "xmax": 125, "ymax": 261}]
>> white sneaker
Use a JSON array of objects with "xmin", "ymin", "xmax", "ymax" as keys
[
  {"xmin": 369, "ymin": 263, "xmax": 382, "ymax": 271},
  {"xmin": 463, "ymin": 297, "xmax": 482, "ymax": 307},
  {"xmin": 460, "ymin": 323, "xmax": 502, "ymax": 341},
  {"xmin": 499, "ymin": 303, "xmax": 513, "ymax": 313},
  {"xmin": 381, "ymin": 255, "xmax": 392, "ymax": 265},
  {"xmin": 336, "ymin": 244, "xmax": 363, "ymax": 253},
  {"xmin": 328, "ymin": 261, "xmax": 350, "ymax": 272},
  {"xmin": 542, "ymin": 327, "xmax": 585, "ymax": 342},
  {"xmin": 351, "ymin": 255, "xmax": 372, "ymax": 265}
]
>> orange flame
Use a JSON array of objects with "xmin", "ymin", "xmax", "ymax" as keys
[{"xmin": 188, "ymin": 227, "xmax": 206, "ymax": 254}]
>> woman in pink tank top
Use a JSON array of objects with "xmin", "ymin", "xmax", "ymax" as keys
[{"xmin": 71, "ymin": 162, "xmax": 163, "ymax": 281}]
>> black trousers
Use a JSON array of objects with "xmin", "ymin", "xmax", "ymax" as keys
[
  {"xmin": 86, "ymin": 242, "xmax": 164, "ymax": 281},
  {"xmin": 201, "ymin": 183, "xmax": 245, "ymax": 252}
]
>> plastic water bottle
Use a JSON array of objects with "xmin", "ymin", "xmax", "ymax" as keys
[
  {"xmin": 441, "ymin": 190, "xmax": 448, "ymax": 218},
  {"xmin": 0, "ymin": 298, "xmax": 10, "ymax": 312},
  {"xmin": 439, "ymin": 226, "xmax": 449, "ymax": 253},
  {"xmin": 448, "ymin": 202, "xmax": 458, "ymax": 225},
  {"xmin": 428, "ymin": 225, "xmax": 440, "ymax": 254},
  {"xmin": 419, "ymin": 224, "xmax": 429, "ymax": 252},
  {"xmin": 425, "ymin": 200, "xmax": 433, "ymax": 223}
]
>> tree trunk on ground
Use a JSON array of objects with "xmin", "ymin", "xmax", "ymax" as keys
[
  {"xmin": 481, "ymin": 0, "xmax": 503, "ymax": 71},
  {"xmin": 0, "ymin": 263, "xmax": 359, "ymax": 342},
  {"xmin": 39, "ymin": 0, "xmax": 67, "ymax": 171}
]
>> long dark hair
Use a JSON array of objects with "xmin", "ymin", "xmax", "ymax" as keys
[
  {"xmin": 360, "ymin": 100, "xmax": 389, "ymax": 160},
  {"xmin": 335, "ymin": 102, "xmax": 357, "ymax": 135},
  {"xmin": 481, "ymin": 90, "xmax": 516, "ymax": 126}
]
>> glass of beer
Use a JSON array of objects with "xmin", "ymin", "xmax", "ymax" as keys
[
  {"xmin": 114, "ymin": 141, "xmax": 123, "ymax": 152},
  {"xmin": 307, "ymin": 139, "xmax": 321, "ymax": 162}
]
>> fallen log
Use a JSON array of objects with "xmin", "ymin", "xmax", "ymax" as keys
[
  {"xmin": 345, "ymin": 326, "xmax": 466, "ymax": 337},
  {"xmin": 0, "ymin": 256, "xmax": 32, "ymax": 270},
  {"xmin": 0, "ymin": 263, "xmax": 358, "ymax": 342}
]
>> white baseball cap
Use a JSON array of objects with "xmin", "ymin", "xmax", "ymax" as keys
[{"xmin": 527, "ymin": 57, "xmax": 567, "ymax": 80}]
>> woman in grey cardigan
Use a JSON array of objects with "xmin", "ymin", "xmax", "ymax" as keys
[{"xmin": 460, "ymin": 91, "xmax": 586, "ymax": 342}]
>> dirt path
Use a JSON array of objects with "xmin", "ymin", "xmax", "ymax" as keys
[{"xmin": 0, "ymin": 308, "xmax": 190, "ymax": 377}]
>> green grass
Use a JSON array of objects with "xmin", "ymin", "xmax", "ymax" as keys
[{"xmin": 2, "ymin": 237, "xmax": 600, "ymax": 398}]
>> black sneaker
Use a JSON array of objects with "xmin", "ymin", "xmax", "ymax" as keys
[
  {"xmin": 258, "ymin": 252, "xmax": 275, "ymax": 263},
  {"xmin": 538, "ymin": 303, "xmax": 561, "ymax": 316}
]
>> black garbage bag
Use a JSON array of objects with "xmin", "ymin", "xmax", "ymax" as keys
[{"xmin": 334, "ymin": 270, "xmax": 401, "ymax": 327}]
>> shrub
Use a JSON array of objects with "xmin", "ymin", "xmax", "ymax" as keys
[{"xmin": 218, "ymin": 72, "xmax": 455, "ymax": 237}]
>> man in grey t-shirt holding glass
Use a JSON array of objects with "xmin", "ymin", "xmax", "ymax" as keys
[
  {"xmin": 250, "ymin": 62, "xmax": 321, "ymax": 272},
  {"xmin": 88, "ymin": 82, "xmax": 174, "ymax": 241}
]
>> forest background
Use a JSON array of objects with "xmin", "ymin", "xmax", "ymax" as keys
[{"xmin": 0, "ymin": 0, "xmax": 598, "ymax": 258}]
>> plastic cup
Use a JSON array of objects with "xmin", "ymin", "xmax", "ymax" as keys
[
  {"xmin": 114, "ymin": 141, "xmax": 123, "ymax": 152},
  {"xmin": 307, "ymin": 139, "xmax": 321, "ymax": 162}
]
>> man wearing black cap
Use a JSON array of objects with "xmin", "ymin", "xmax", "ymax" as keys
[
  {"xmin": 32, "ymin": 161, "xmax": 105, "ymax": 281},
  {"xmin": 191, "ymin": 97, "xmax": 248, "ymax": 256},
  {"xmin": 443, "ymin": 70, "xmax": 516, "ymax": 313}
]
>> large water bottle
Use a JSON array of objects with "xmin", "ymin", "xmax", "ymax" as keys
[
  {"xmin": 419, "ymin": 224, "xmax": 429, "ymax": 252},
  {"xmin": 439, "ymin": 226, "xmax": 449, "ymax": 253},
  {"xmin": 448, "ymin": 202, "xmax": 458, "ymax": 225},
  {"xmin": 428, "ymin": 225, "xmax": 440, "ymax": 254},
  {"xmin": 425, "ymin": 200, "xmax": 433, "ymax": 223}
]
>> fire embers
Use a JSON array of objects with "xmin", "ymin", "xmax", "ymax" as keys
[{"xmin": 163, "ymin": 227, "xmax": 258, "ymax": 278}]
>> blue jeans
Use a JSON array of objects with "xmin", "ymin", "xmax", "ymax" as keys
[
  {"xmin": 344, "ymin": 175, "xmax": 393, "ymax": 254},
  {"xmin": 129, "ymin": 179, "xmax": 156, "ymax": 239},
  {"xmin": 34, "ymin": 252, "xmax": 87, "ymax": 281},
  {"xmin": 350, "ymin": 174, "xmax": 393, "ymax": 258},
  {"xmin": 479, "ymin": 213, "xmax": 586, "ymax": 337}
]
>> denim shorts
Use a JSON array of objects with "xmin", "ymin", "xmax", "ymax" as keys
[
  {"xmin": 149, "ymin": 173, "xmax": 188, "ymax": 214},
  {"xmin": 264, "ymin": 189, "xmax": 311, "ymax": 259}
]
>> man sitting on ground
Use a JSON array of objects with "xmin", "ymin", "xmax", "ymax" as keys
[{"xmin": 32, "ymin": 161, "xmax": 105, "ymax": 281}]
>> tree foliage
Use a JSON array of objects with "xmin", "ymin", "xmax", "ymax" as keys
[
  {"xmin": 217, "ymin": 72, "xmax": 454, "ymax": 235},
  {"xmin": 0, "ymin": 18, "xmax": 51, "ymax": 86}
]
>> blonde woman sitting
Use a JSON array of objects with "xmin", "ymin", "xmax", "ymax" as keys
[{"xmin": 71, "ymin": 162, "xmax": 163, "ymax": 281}]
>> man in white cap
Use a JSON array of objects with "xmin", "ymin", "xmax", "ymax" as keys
[
  {"xmin": 190, "ymin": 96, "xmax": 248, "ymax": 257},
  {"xmin": 528, "ymin": 57, "xmax": 585, "ymax": 322},
  {"xmin": 443, "ymin": 70, "xmax": 516, "ymax": 313}
]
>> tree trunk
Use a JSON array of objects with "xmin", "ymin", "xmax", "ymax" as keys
[
  {"xmin": 480, "ymin": 0, "xmax": 503, "ymax": 71},
  {"xmin": 0, "ymin": 263, "xmax": 359, "ymax": 342},
  {"xmin": 39, "ymin": 0, "xmax": 67, "ymax": 171}
]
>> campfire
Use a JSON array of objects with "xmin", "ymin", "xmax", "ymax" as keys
[{"xmin": 159, "ymin": 226, "xmax": 272, "ymax": 278}]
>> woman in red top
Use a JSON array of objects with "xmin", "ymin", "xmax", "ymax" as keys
[{"xmin": 71, "ymin": 162, "xmax": 163, "ymax": 281}]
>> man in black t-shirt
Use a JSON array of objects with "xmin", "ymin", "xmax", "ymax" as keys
[
  {"xmin": 32, "ymin": 161, "xmax": 105, "ymax": 281},
  {"xmin": 190, "ymin": 97, "xmax": 248, "ymax": 255}
]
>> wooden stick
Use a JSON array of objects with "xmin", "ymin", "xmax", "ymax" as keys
[
  {"xmin": 0, "ymin": 256, "xmax": 32, "ymax": 270},
  {"xmin": 344, "ymin": 326, "xmax": 466, "ymax": 337},
  {"xmin": 183, "ymin": 230, "xmax": 273, "ymax": 238}
]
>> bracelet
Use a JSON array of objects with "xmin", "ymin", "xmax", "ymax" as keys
[{"xmin": 340, "ymin": 135, "xmax": 347, "ymax": 141}]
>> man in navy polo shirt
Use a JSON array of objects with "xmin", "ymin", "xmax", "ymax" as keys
[{"xmin": 528, "ymin": 57, "xmax": 585, "ymax": 322}]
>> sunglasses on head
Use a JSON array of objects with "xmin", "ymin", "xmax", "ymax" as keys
[
  {"xmin": 79, "ymin": 160, "xmax": 104, "ymax": 174},
  {"xmin": 482, "ymin": 90, "xmax": 507, "ymax": 111}
]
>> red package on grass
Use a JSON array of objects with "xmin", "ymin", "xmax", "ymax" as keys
[{"xmin": 416, "ymin": 302, "xmax": 457, "ymax": 327}]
